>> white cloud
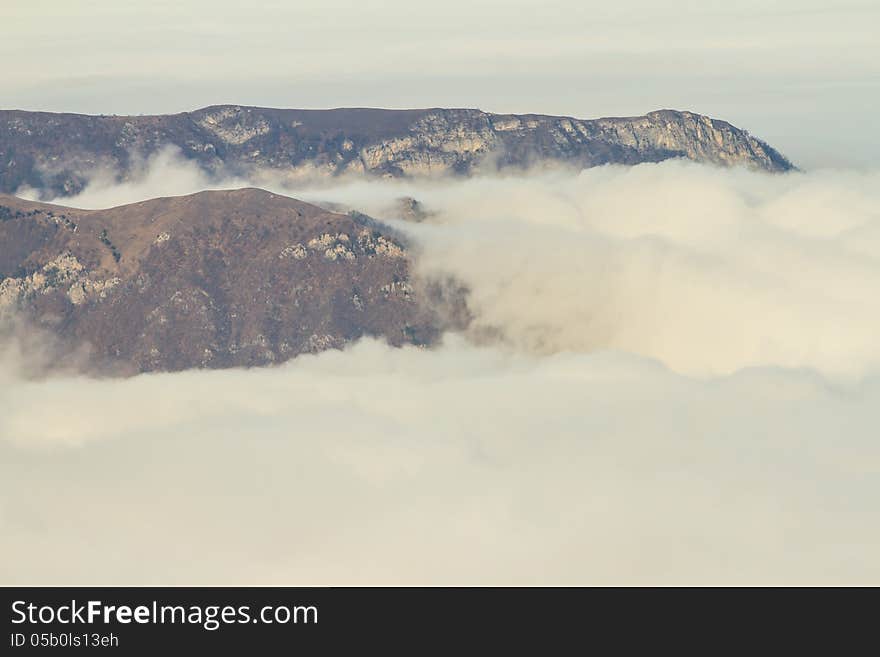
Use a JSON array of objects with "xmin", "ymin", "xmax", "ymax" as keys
[
  {"xmin": 283, "ymin": 162, "xmax": 880, "ymax": 380},
  {"xmin": 33, "ymin": 160, "xmax": 880, "ymax": 380},
  {"xmin": 1, "ymin": 337, "xmax": 878, "ymax": 585},
  {"xmin": 5, "ymin": 161, "xmax": 880, "ymax": 584},
  {"xmin": 18, "ymin": 146, "xmax": 246, "ymax": 209}
]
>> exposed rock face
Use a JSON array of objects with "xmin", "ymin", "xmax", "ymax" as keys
[
  {"xmin": 0, "ymin": 189, "xmax": 461, "ymax": 374},
  {"xmin": 0, "ymin": 106, "xmax": 793, "ymax": 198}
]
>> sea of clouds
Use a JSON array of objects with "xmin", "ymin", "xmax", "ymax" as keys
[{"xmin": 3, "ymin": 155, "xmax": 880, "ymax": 584}]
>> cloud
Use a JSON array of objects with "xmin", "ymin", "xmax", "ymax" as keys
[
  {"xmin": 4, "ymin": 161, "xmax": 880, "ymax": 584},
  {"xmin": 282, "ymin": 162, "xmax": 880, "ymax": 380},
  {"xmin": 1, "ymin": 337, "xmax": 879, "ymax": 585},
  {"xmin": 18, "ymin": 146, "xmax": 248, "ymax": 209}
]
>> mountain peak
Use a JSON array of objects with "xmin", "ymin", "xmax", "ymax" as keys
[{"xmin": 0, "ymin": 188, "xmax": 459, "ymax": 374}]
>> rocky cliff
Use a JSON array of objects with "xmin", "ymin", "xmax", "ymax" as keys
[
  {"xmin": 0, "ymin": 106, "xmax": 793, "ymax": 198},
  {"xmin": 0, "ymin": 189, "xmax": 463, "ymax": 373}
]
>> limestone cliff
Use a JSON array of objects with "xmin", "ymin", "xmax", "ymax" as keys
[{"xmin": 0, "ymin": 106, "xmax": 793, "ymax": 198}]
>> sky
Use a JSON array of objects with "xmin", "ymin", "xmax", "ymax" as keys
[{"xmin": 2, "ymin": 0, "xmax": 879, "ymax": 169}]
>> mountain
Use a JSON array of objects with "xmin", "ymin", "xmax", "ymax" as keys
[
  {"xmin": 0, "ymin": 106, "xmax": 793, "ymax": 198},
  {"xmin": 0, "ymin": 189, "xmax": 463, "ymax": 374}
]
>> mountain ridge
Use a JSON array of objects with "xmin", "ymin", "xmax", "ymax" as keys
[
  {"xmin": 0, "ymin": 188, "xmax": 463, "ymax": 374},
  {"xmin": 1, "ymin": 105, "xmax": 794, "ymax": 198}
]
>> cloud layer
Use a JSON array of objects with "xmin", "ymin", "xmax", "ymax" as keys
[
  {"xmin": 298, "ymin": 162, "xmax": 880, "ymax": 380},
  {"xmin": 4, "ymin": 161, "xmax": 880, "ymax": 584},
  {"xmin": 2, "ymin": 337, "xmax": 879, "ymax": 585}
]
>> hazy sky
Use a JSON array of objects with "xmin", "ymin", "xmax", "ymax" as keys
[{"xmin": 2, "ymin": 0, "xmax": 878, "ymax": 169}]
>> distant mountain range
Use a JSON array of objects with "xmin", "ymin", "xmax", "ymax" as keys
[
  {"xmin": 0, "ymin": 189, "xmax": 465, "ymax": 373},
  {"xmin": 0, "ymin": 106, "xmax": 794, "ymax": 198}
]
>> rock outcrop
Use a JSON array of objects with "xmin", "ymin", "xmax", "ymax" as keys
[{"xmin": 0, "ymin": 106, "xmax": 794, "ymax": 198}]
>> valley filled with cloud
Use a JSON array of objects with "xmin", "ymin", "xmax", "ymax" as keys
[{"xmin": 3, "ymin": 160, "xmax": 879, "ymax": 583}]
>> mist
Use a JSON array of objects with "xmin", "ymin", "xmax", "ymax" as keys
[
  {"xmin": 32, "ymin": 155, "xmax": 880, "ymax": 379},
  {"xmin": 3, "ymin": 158, "xmax": 880, "ymax": 584},
  {"xmin": 2, "ymin": 337, "xmax": 879, "ymax": 585},
  {"xmin": 294, "ymin": 163, "xmax": 880, "ymax": 380}
]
